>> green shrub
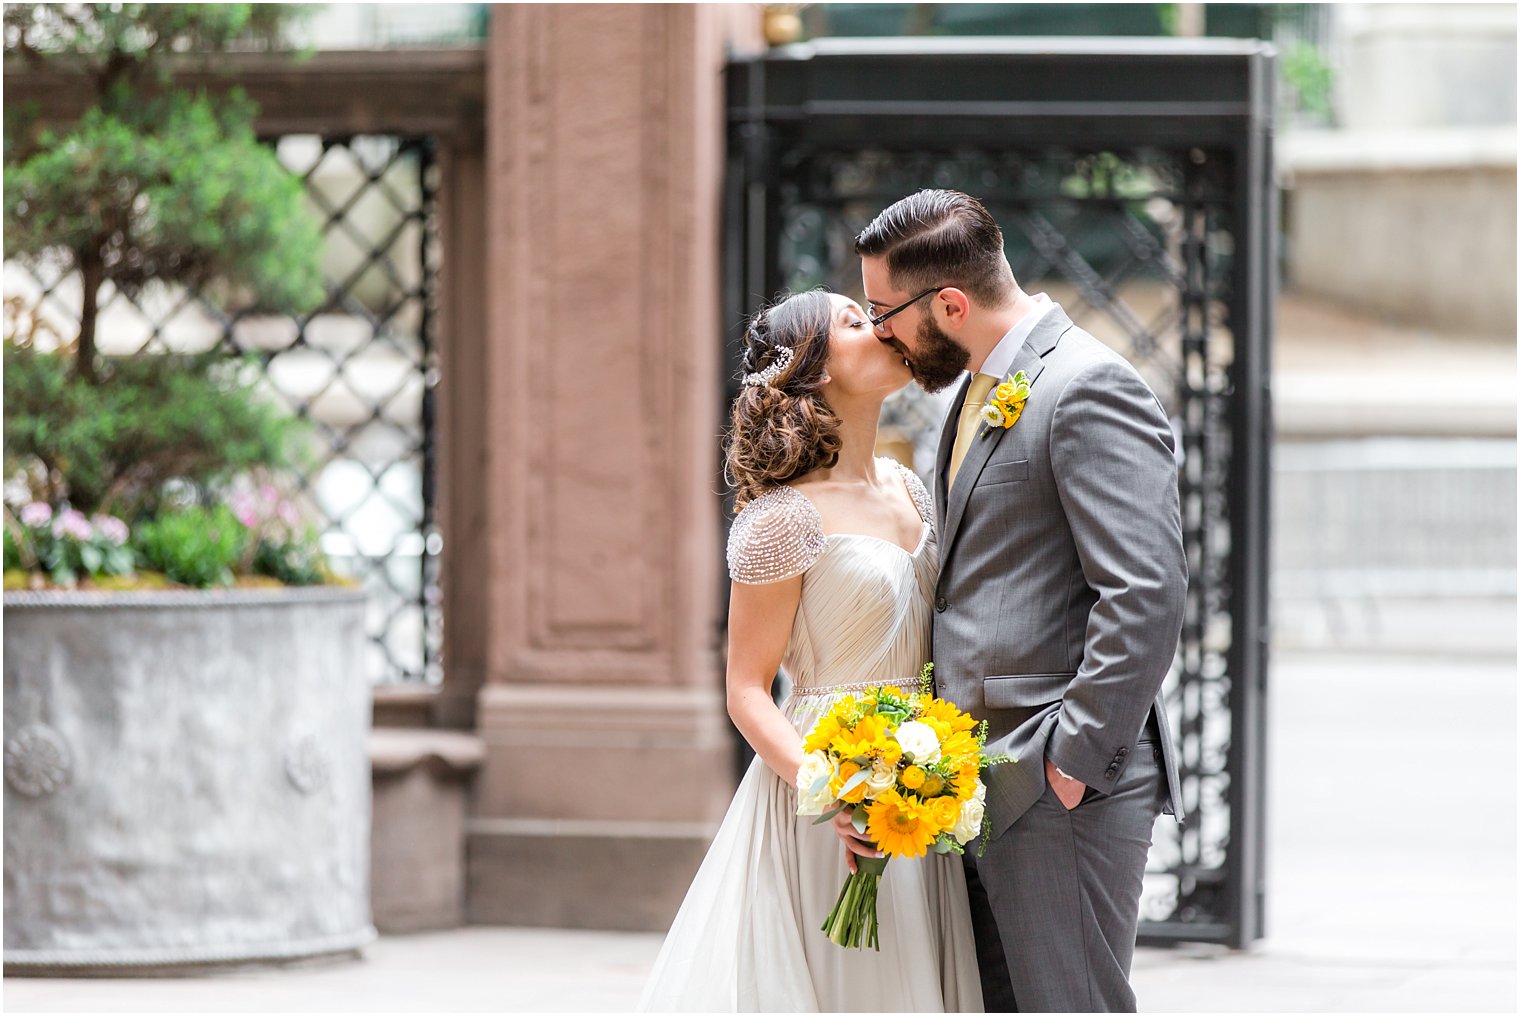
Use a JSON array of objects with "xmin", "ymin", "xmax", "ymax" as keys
[
  {"xmin": 132, "ymin": 505, "xmax": 249, "ymax": 589},
  {"xmin": 3, "ymin": 340, "xmax": 297, "ymax": 519}
]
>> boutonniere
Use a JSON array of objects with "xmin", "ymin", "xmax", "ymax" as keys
[{"xmin": 978, "ymin": 370, "xmax": 1031, "ymax": 438}]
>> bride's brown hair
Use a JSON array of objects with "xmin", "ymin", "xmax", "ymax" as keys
[{"xmin": 724, "ymin": 289, "xmax": 843, "ymax": 511}]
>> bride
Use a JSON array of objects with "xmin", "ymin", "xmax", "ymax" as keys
[{"xmin": 636, "ymin": 289, "xmax": 983, "ymax": 1012}]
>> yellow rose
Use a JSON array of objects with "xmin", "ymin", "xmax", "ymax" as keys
[
  {"xmin": 994, "ymin": 381, "xmax": 1016, "ymax": 403},
  {"xmin": 831, "ymin": 761, "xmax": 868, "ymax": 804},
  {"xmin": 924, "ymin": 717, "xmax": 952, "ymax": 743},
  {"xmin": 928, "ymin": 795, "xmax": 961, "ymax": 830}
]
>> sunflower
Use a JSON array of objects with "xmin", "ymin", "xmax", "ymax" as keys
[
  {"xmin": 953, "ymin": 763, "xmax": 980, "ymax": 801},
  {"xmin": 831, "ymin": 713, "xmax": 890, "ymax": 759},
  {"xmin": 866, "ymin": 790, "xmax": 942, "ymax": 858},
  {"xmin": 919, "ymin": 698, "xmax": 979, "ymax": 734},
  {"xmin": 940, "ymin": 730, "xmax": 980, "ymax": 765},
  {"xmin": 803, "ymin": 714, "xmax": 843, "ymax": 754}
]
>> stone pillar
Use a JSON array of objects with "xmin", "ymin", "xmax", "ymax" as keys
[{"xmin": 467, "ymin": 4, "xmax": 760, "ymax": 930}]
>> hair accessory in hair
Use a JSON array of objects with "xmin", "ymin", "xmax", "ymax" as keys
[{"xmin": 742, "ymin": 344, "xmax": 794, "ymax": 387}]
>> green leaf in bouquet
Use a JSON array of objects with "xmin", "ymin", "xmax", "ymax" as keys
[
  {"xmin": 850, "ymin": 808, "xmax": 869, "ymax": 836},
  {"xmin": 809, "ymin": 772, "xmax": 832, "ymax": 796},
  {"xmin": 812, "ymin": 805, "xmax": 845, "ymax": 826}
]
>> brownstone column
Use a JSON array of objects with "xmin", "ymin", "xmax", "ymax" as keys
[{"xmin": 467, "ymin": 4, "xmax": 760, "ymax": 930}]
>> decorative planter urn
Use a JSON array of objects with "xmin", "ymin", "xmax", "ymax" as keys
[{"xmin": 2, "ymin": 586, "xmax": 376, "ymax": 974}]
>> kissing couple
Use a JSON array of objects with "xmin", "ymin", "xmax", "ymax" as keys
[{"xmin": 639, "ymin": 189, "xmax": 1186, "ymax": 1013}]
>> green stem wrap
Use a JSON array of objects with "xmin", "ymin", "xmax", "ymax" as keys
[{"xmin": 820, "ymin": 855, "xmax": 889, "ymax": 950}]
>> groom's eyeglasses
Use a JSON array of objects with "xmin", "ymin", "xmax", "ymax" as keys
[{"xmin": 866, "ymin": 287, "xmax": 943, "ymax": 334}]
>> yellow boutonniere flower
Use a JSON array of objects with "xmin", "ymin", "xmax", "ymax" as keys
[{"xmin": 980, "ymin": 369, "xmax": 1031, "ymax": 439}]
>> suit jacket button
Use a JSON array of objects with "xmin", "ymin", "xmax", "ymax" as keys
[{"xmin": 934, "ymin": 596, "xmax": 948, "ymax": 612}]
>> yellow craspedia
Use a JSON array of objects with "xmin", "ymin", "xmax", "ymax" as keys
[
  {"xmin": 831, "ymin": 761, "xmax": 868, "ymax": 804},
  {"xmin": 877, "ymin": 738, "xmax": 903, "ymax": 767},
  {"xmin": 901, "ymin": 765, "xmax": 927, "ymax": 790},
  {"xmin": 866, "ymin": 790, "xmax": 941, "ymax": 858}
]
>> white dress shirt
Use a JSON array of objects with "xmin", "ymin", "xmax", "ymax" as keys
[{"xmin": 974, "ymin": 293, "xmax": 1055, "ymax": 381}]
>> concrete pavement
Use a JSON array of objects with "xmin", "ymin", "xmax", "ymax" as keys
[{"xmin": 7, "ymin": 650, "xmax": 1516, "ymax": 1013}]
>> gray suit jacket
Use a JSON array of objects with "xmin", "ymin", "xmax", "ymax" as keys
[{"xmin": 930, "ymin": 306, "xmax": 1187, "ymax": 838}]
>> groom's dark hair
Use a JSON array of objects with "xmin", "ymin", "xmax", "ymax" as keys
[{"xmin": 853, "ymin": 189, "xmax": 1014, "ymax": 307}]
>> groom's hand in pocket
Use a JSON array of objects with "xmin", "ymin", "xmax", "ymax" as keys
[
  {"xmin": 1045, "ymin": 756, "xmax": 1087, "ymax": 811},
  {"xmin": 831, "ymin": 807, "xmax": 884, "ymax": 874}
]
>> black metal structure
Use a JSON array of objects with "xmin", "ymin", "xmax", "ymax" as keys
[{"xmin": 724, "ymin": 39, "xmax": 1274, "ymax": 949}]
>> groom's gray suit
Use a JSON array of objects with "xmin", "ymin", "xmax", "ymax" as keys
[{"xmin": 930, "ymin": 305, "xmax": 1187, "ymax": 1012}]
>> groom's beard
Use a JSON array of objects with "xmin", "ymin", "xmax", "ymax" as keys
[{"xmin": 902, "ymin": 315, "xmax": 971, "ymax": 393}]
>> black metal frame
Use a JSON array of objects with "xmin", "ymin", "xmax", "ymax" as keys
[{"xmin": 723, "ymin": 39, "xmax": 1274, "ymax": 949}]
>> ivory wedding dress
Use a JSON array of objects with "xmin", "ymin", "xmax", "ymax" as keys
[{"xmin": 636, "ymin": 458, "xmax": 983, "ymax": 1013}]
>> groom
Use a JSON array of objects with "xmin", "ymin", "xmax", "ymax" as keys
[{"xmin": 856, "ymin": 190, "xmax": 1187, "ymax": 1012}]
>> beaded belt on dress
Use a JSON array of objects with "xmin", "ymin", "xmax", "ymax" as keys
[{"xmin": 790, "ymin": 677, "xmax": 920, "ymax": 697}]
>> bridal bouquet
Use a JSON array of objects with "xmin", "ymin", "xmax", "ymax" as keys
[{"xmin": 795, "ymin": 663, "xmax": 1012, "ymax": 950}]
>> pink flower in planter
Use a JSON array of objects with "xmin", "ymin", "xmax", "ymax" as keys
[
  {"xmin": 91, "ymin": 514, "xmax": 130, "ymax": 546},
  {"xmin": 19, "ymin": 502, "xmax": 52, "ymax": 527},
  {"xmin": 52, "ymin": 508, "xmax": 92, "ymax": 541}
]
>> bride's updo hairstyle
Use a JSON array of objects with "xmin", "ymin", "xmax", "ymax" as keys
[{"xmin": 725, "ymin": 289, "xmax": 843, "ymax": 511}]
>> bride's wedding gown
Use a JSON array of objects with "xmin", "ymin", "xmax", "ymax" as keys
[{"xmin": 637, "ymin": 458, "xmax": 983, "ymax": 1013}]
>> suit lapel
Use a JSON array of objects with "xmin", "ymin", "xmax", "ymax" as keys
[
  {"xmin": 938, "ymin": 307, "xmax": 1073, "ymax": 559},
  {"xmin": 933, "ymin": 372, "xmax": 972, "ymax": 533}
]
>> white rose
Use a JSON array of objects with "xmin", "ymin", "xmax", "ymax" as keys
[
  {"xmin": 795, "ymin": 751, "xmax": 836, "ymax": 816},
  {"xmin": 862, "ymin": 761, "xmax": 898, "ymax": 799},
  {"xmin": 895, "ymin": 720, "xmax": 941, "ymax": 765},
  {"xmin": 952, "ymin": 792, "xmax": 986, "ymax": 845}
]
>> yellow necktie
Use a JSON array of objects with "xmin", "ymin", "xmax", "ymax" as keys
[{"xmin": 947, "ymin": 372, "xmax": 999, "ymax": 490}]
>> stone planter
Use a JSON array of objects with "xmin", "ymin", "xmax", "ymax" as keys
[{"xmin": 2, "ymin": 587, "xmax": 376, "ymax": 974}]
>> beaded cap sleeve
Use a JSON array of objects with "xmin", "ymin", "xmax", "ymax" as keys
[
  {"xmin": 883, "ymin": 456, "xmax": 934, "ymax": 525},
  {"xmin": 726, "ymin": 485, "xmax": 827, "ymax": 585}
]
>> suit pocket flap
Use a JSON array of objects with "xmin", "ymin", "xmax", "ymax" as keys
[
  {"xmin": 983, "ymin": 672, "xmax": 1075, "ymax": 708},
  {"xmin": 979, "ymin": 458, "xmax": 1030, "ymax": 485}
]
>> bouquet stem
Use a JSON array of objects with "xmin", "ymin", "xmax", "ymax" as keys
[{"xmin": 821, "ymin": 855, "xmax": 889, "ymax": 950}]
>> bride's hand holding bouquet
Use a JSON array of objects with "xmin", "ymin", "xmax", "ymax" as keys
[{"xmin": 795, "ymin": 663, "xmax": 1013, "ymax": 950}]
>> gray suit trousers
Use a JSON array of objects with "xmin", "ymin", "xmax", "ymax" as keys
[{"xmin": 962, "ymin": 739, "xmax": 1167, "ymax": 1013}]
